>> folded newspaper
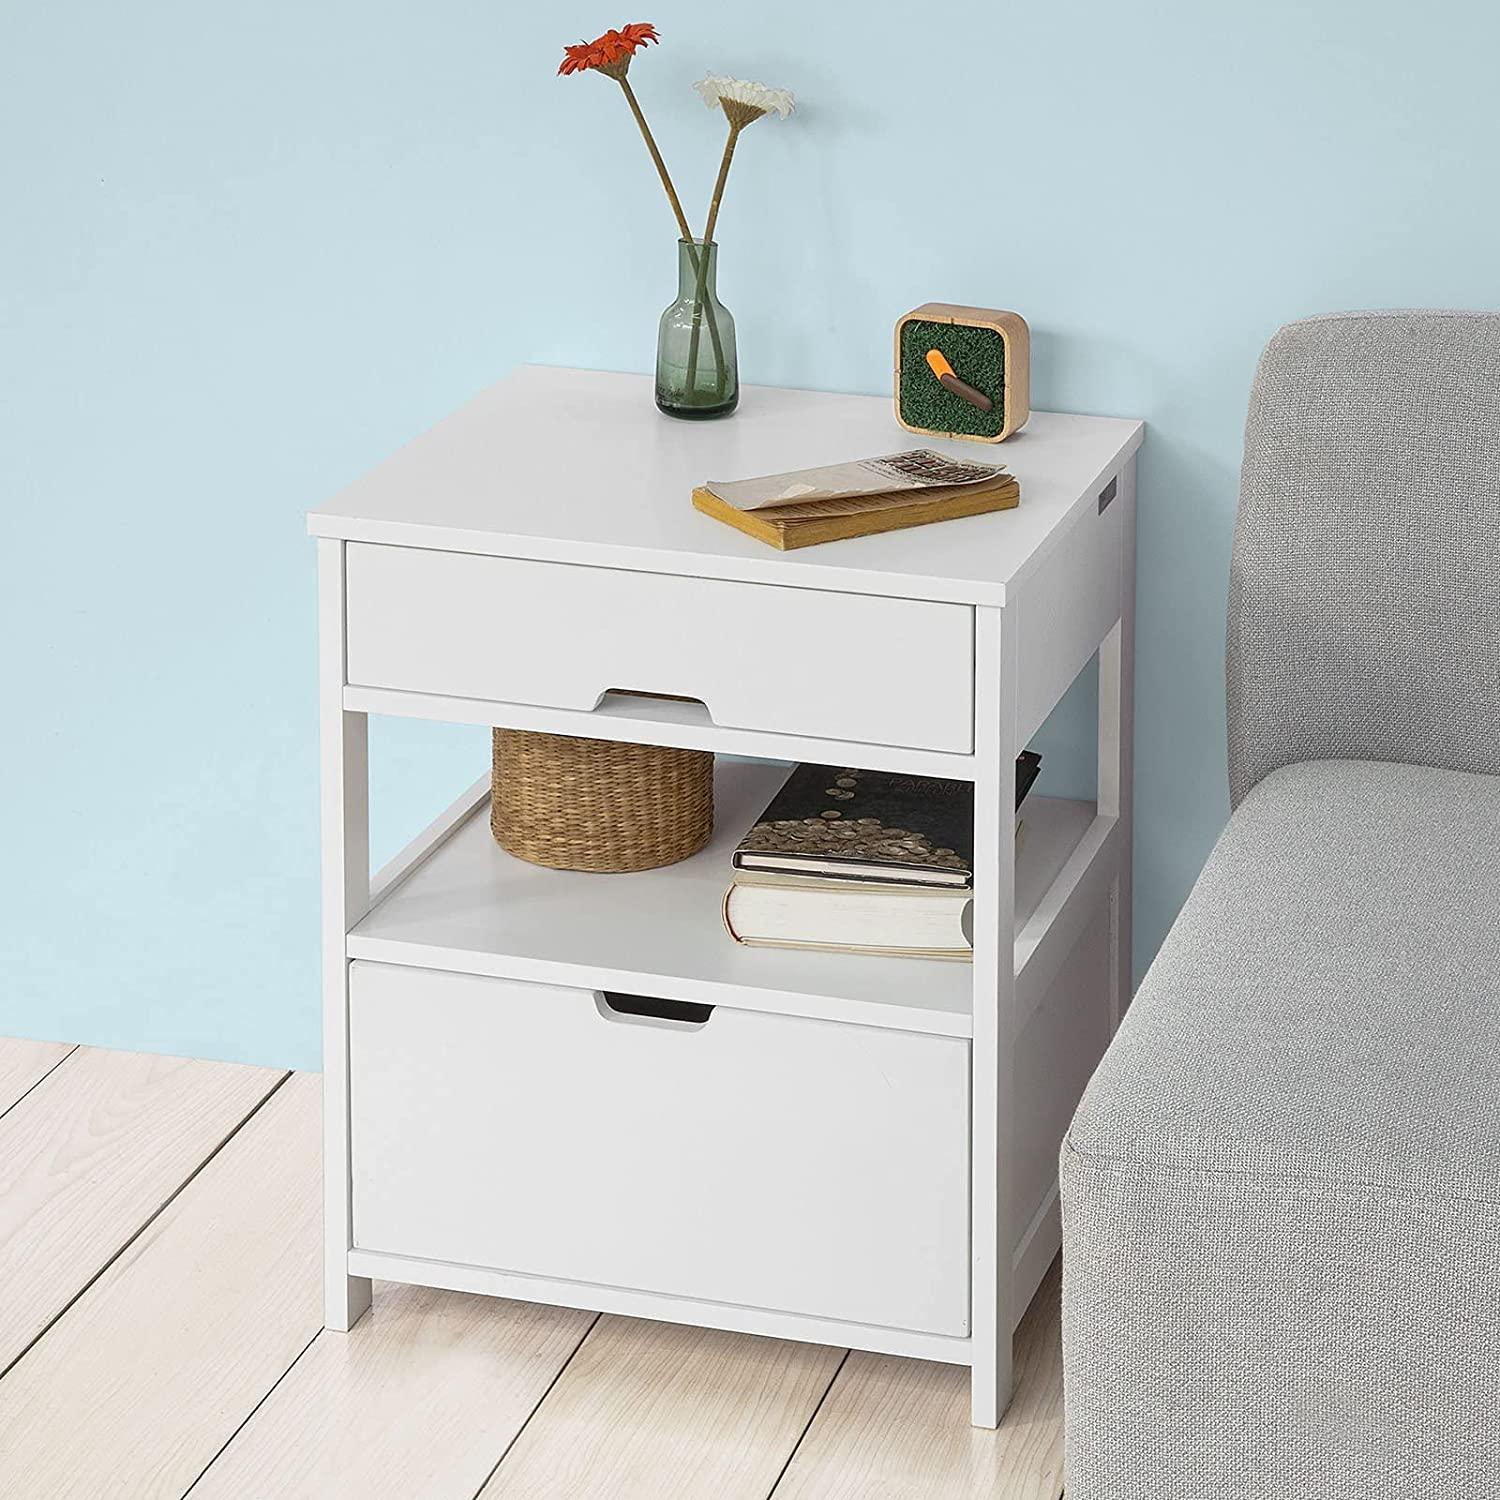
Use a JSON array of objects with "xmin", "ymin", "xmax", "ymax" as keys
[{"xmin": 704, "ymin": 449, "xmax": 1009, "ymax": 513}]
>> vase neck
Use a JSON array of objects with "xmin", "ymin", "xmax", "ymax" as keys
[{"xmin": 677, "ymin": 239, "xmax": 717, "ymax": 298}]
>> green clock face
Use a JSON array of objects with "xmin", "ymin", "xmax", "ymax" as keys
[{"xmin": 898, "ymin": 319, "xmax": 1006, "ymax": 440}]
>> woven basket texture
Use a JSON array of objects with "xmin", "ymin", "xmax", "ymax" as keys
[{"xmin": 491, "ymin": 728, "xmax": 714, "ymax": 872}]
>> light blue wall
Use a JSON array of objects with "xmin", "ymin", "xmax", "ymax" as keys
[{"xmin": 4, "ymin": 2, "xmax": 1496, "ymax": 1069}]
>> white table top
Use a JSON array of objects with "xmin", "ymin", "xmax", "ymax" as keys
[{"xmin": 308, "ymin": 366, "xmax": 1143, "ymax": 605}]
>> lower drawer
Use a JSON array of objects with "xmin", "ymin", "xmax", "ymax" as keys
[{"xmin": 349, "ymin": 962, "xmax": 970, "ymax": 1335}]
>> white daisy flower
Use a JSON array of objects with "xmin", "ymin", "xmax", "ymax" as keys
[{"xmin": 693, "ymin": 75, "xmax": 796, "ymax": 128}]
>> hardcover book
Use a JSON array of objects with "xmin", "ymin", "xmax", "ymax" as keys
[
  {"xmin": 722, "ymin": 875, "xmax": 975, "ymax": 960},
  {"xmin": 731, "ymin": 755, "xmax": 1041, "ymax": 890}
]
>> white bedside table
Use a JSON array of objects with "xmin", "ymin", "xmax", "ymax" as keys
[{"xmin": 308, "ymin": 366, "xmax": 1143, "ymax": 1428}]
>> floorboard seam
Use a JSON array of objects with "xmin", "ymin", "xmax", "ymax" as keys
[
  {"xmin": 467, "ymin": 1311, "xmax": 603, "ymax": 1499},
  {"xmin": 764, "ymin": 1347, "xmax": 850, "ymax": 1498},
  {"xmin": 0, "ymin": 1068, "xmax": 294, "ymax": 1386},
  {"xmin": 0, "ymin": 1044, "xmax": 80, "ymax": 1124},
  {"xmin": 179, "ymin": 1326, "xmax": 323, "ymax": 1498}
]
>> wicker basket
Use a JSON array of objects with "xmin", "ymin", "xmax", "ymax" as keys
[{"xmin": 491, "ymin": 728, "xmax": 714, "ymax": 872}]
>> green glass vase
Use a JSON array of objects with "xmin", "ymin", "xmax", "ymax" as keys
[{"xmin": 655, "ymin": 239, "xmax": 738, "ymax": 419}]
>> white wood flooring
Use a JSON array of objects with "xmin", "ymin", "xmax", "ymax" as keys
[{"xmin": 0, "ymin": 1038, "xmax": 1065, "ymax": 1499}]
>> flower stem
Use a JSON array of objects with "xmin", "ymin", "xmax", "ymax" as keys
[
  {"xmin": 615, "ymin": 74, "xmax": 726, "ymax": 394},
  {"xmin": 703, "ymin": 122, "xmax": 741, "ymax": 250},
  {"xmin": 616, "ymin": 75, "xmax": 692, "ymax": 241},
  {"xmin": 686, "ymin": 122, "xmax": 742, "ymax": 398}
]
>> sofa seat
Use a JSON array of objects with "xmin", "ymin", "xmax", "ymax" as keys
[{"xmin": 1061, "ymin": 758, "xmax": 1500, "ymax": 1500}]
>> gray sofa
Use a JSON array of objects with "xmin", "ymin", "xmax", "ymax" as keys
[{"xmin": 1060, "ymin": 311, "xmax": 1500, "ymax": 1499}]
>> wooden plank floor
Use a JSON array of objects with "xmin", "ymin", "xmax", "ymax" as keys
[{"xmin": 0, "ymin": 1038, "xmax": 1065, "ymax": 1499}]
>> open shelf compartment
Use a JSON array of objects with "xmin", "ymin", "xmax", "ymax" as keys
[{"xmin": 348, "ymin": 759, "xmax": 1107, "ymax": 1039}]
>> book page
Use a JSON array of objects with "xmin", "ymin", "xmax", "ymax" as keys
[
  {"xmin": 706, "ymin": 449, "xmax": 1007, "ymax": 512},
  {"xmin": 755, "ymin": 477, "xmax": 1015, "ymax": 526}
]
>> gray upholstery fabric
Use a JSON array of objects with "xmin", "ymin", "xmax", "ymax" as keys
[
  {"xmin": 1228, "ymin": 311, "xmax": 1500, "ymax": 807},
  {"xmin": 1061, "ymin": 759, "xmax": 1500, "ymax": 1499}
]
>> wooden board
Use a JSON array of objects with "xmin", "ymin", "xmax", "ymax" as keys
[
  {"xmin": 0, "ymin": 1046, "xmax": 284, "ymax": 1374},
  {"xmin": 191, "ymin": 1285, "xmax": 596, "ymax": 1499},
  {"xmin": 771, "ymin": 1258, "xmax": 1064, "ymax": 1499},
  {"xmin": 480, "ymin": 1315, "xmax": 844, "ymax": 1499},
  {"xmin": 0, "ymin": 1037, "xmax": 73, "ymax": 1116},
  {"xmin": 0, "ymin": 1073, "xmax": 321, "ymax": 1498}
]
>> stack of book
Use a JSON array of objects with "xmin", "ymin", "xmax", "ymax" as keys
[{"xmin": 722, "ymin": 755, "xmax": 1041, "ymax": 960}]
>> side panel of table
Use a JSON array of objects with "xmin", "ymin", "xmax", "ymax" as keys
[
  {"xmin": 318, "ymin": 538, "xmax": 373, "ymax": 1330},
  {"xmin": 967, "ymin": 452, "xmax": 1136, "ymax": 1425},
  {"xmin": 1100, "ymin": 457, "xmax": 1137, "ymax": 1024},
  {"xmin": 969, "ymin": 603, "xmax": 1020, "ymax": 1425}
]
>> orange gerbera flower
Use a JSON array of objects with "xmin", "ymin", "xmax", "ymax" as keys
[{"xmin": 558, "ymin": 22, "xmax": 660, "ymax": 78}]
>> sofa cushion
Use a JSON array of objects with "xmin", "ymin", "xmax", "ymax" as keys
[
  {"xmin": 1061, "ymin": 758, "xmax": 1500, "ymax": 1499},
  {"xmin": 1227, "ymin": 311, "xmax": 1500, "ymax": 806},
  {"xmin": 1068, "ymin": 757, "xmax": 1500, "ymax": 1194}
]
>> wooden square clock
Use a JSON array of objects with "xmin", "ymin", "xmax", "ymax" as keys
[{"xmin": 894, "ymin": 303, "xmax": 1031, "ymax": 443}]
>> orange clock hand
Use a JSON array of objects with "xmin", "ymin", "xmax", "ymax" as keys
[{"xmin": 924, "ymin": 349, "xmax": 994, "ymax": 413}]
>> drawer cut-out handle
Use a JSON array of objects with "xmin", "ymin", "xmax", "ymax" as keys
[
  {"xmin": 598, "ymin": 991, "xmax": 715, "ymax": 1028},
  {"xmin": 595, "ymin": 689, "xmax": 716, "ymax": 726}
]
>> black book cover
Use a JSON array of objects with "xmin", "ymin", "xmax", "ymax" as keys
[{"xmin": 732, "ymin": 754, "xmax": 1041, "ymax": 889}]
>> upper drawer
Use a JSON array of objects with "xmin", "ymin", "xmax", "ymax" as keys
[{"xmin": 343, "ymin": 544, "xmax": 975, "ymax": 753}]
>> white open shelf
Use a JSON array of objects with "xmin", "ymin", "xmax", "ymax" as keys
[{"xmin": 348, "ymin": 759, "xmax": 1101, "ymax": 1039}]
